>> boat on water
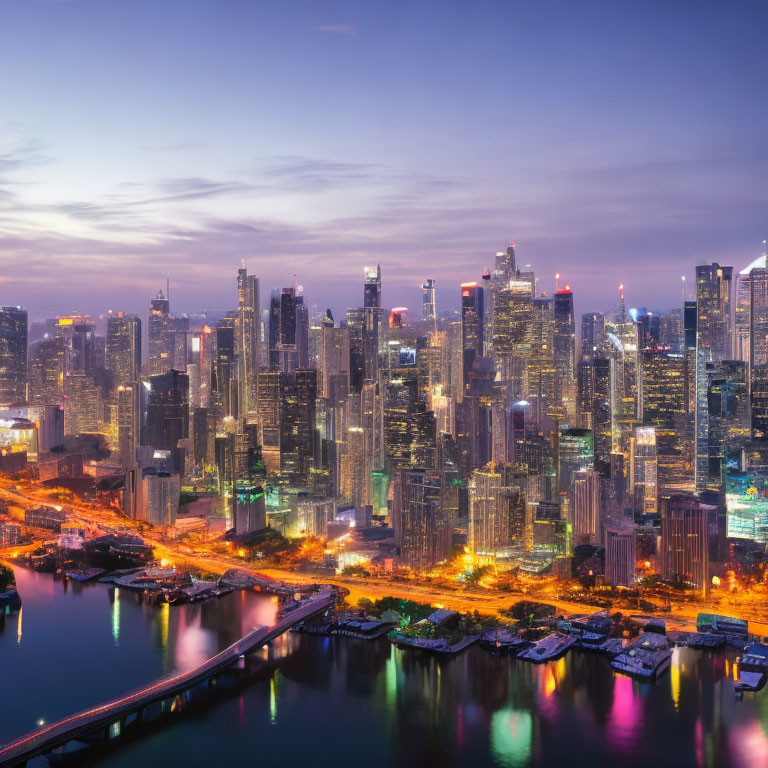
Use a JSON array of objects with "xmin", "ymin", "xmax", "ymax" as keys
[
  {"xmin": 598, "ymin": 637, "xmax": 628, "ymax": 657},
  {"xmin": 696, "ymin": 613, "xmax": 748, "ymax": 648},
  {"xmin": 518, "ymin": 632, "xmax": 576, "ymax": 663},
  {"xmin": 736, "ymin": 644, "xmax": 768, "ymax": 692},
  {"xmin": 574, "ymin": 611, "xmax": 613, "ymax": 650},
  {"xmin": 611, "ymin": 631, "xmax": 671, "ymax": 680},
  {"xmin": 667, "ymin": 630, "xmax": 726, "ymax": 650},
  {"xmin": 64, "ymin": 567, "xmax": 105, "ymax": 582},
  {"xmin": 480, "ymin": 627, "xmax": 531, "ymax": 656}
]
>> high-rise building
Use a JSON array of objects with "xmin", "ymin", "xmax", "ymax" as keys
[
  {"xmin": 142, "ymin": 369, "xmax": 189, "ymax": 474},
  {"xmin": 63, "ymin": 372, "xmax": 99, "ymax": 434},
  {"xmin": 213, "ymin": 315, "xmax": 238, "ymax": 418},
  {"xmin": 106, "ymin": 313, "xmax": 141, "ymax": 387},
  {"xmin": 460, "ymin": 282, "xmax": 484, "ymax": 392},
  {"xmin": 661, "ymin": 494, "xmax": 713, "ymax": 594},
  {"xmin": 752, "ymin": 364, "xmax": 768, "ymax": 439},
  {"xmin": 696, "ymin": 263, "xmax": 733, "ymax": 363},
  {"xmin": 640, "ymin": 349, "xmax": 686, "ymax": 424},
  {"xmin": 630, "ymin": 426, "xmax": 658, "ymax": 515},
  {"xmin": 394, "ymin": 468, "xmax": 451, "ymax": 572},
  {"xmin": 148, "ymin": 291, "xmax": 172, "ymax": 375},
  {"xmin": 280, "ymin": 369, "xmax": 317, "ymax": 487},
  {"xmin": 572, "ymin": 467, "xmax": 601, "ymax": 545},
  {"xmin": 236, "ymin": 266, "xmax": 260, "ymax": 413},
  {"xmin": 116, "ymin": 383, "xmax": 140, "ymax": 468},
  {"xmin": 580, "ymin": 312, "xmax": 605, "ymax": 361},
  {"xmin": 553, "ymin": 286, "xmax": 576, "ymax": 419},
  {"xmin": 0, "ymin": 306, "xmax": 28, "ymax": 404},
  {"xmin": 421, "ymin": 278, "xmax": 437, "ymax": 328},
  {"xmin": 363, "ymin": 265, "xmax": 382, "ymax": 383},
  {"xmin": 605, "ymin": 526, "xmax": 636, "ymax": 586},
  {"xmin": 28, "ymin": 336, "xmax": 64, "ymax": 405}
]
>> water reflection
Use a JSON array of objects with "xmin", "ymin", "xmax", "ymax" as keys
[{"xmin": 4, "ymin": 567, "xmax": 768, "ymax": 768}]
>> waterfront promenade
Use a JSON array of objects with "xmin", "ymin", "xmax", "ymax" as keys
[{"xmin": 0, "ymin": 588, "xmax": 335, "ymax": 767}]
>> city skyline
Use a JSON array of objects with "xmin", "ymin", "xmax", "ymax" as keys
[{"xmin": 1, "ymin": 1, "xmax": 767, "ymax": 319}]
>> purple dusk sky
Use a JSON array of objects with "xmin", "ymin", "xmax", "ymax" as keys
[{"xmin": 0, "ymin": 0, "xmax": 767, "ymax": 322}]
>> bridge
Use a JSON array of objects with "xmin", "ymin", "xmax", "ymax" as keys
[{"xmin": 0, "ymin": 588, "xmax": 336, "ymax": 767}]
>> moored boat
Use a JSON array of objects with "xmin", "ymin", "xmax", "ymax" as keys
[
  {"xmin": 736, "ymin": 643, "xmax": 768, "ymax": 692},
  {"xmin": 612, "ymin": 631, "xmax": 671, "ymax": 680},
  {"xmin": 518, "ymin": 632, "xmax": 576, "ymax": 663}
]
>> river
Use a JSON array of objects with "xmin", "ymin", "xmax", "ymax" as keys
[{"xmin": 2, "ymin": 567, "xmax": 768, "ymax": 768}]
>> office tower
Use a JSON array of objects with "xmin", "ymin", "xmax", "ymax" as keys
[
  {"xmin": 580, "ymin": 312, "xmax": 605, "ymax": 361},
  {"xmin": 553, "ymin": 286, "xmax": 576, "ymax": 419},
  {"xmin": 468, "ymin": 466, "xmax": 525, "ymax": 556},
  {"xmin": 532, "ymin": 501, "xmax": 572, "ymax": 573},
  {"xmin": 752, "ymin": 364, "xmax": 768, "ymax": 438},
  {"xmin": 106, "ymin": 313, "xmax": 141, "ymax": 387},
  {"xmin": 605, "ymin": 526, "xmax": 636, "ymax": 586},
  {"xmin": 168, "ymin": 314, "xmax": 189, "ymax": 372},
  {"xmin": 734, "ymin": 249, "xmax": 768, "ymax": 363},
  {"xmin": 234, "ymin": 483, "xmax": 266, "ymax": 534},
  {"xmin": 608, "ymin": 287, "xmax": 639, "ymax": 425},
  {"xmin": 28, "ymin": 336, "xmax": 65, "ymax": 405},
  {"xmin": 557, "ymin": 427, "xmax": 593, "ymax": 493},
  {"xmin": 0, "ymin": 306, "xmax": 28, "ymax": 404},
  {"xmin": 661, "ymin": 494, "xmax": 713, "ymax": 594},
  {"xmin": 705, "ymin": 360, "xmax": 748, "ymax": 490},
  {"xmin": 363, "ymin": 265, "xmax": 382, "ymax": 382},
  {"xmin": 421, "ymin": 278, "xmax": 437, "ymax": 328},
  {"xmin": 143, "ymin": 369, "xmax": 189, "ymax": 474},
  {"xmin": 63, "ymin": 372, "xmax": 99, "ymax": 434},
  {"xmin": 213, "ymin": 315, "xmax": 238, "ymax": 418},
  {"xmin": 661, "ymin": 308, "xmax": 682, "ymax": 352},
  {"xmin": 269, "ymin": 284, "xmax": 304, "ymax": 373},
  {"xmin": 141, "ymin": 470, "xmax": 180, "ymax": 526},
  {"xmin": 236, "ymin": 266, "xmax": 260, "ymax": 414},
  {"xmin": 345, "ymin": 307, "xmax": 365, "ymax": 391},
  {"xmin": 257, "ymin": 370, "xmax": 281, "ymax": 468},
  {"xmin": 527, "ymin": 296, "xmax": 556, "ymax": 429},
  {"xmin": 116, "ymin": 383, "xmax": 140, "ymax": 468},
  {"xmin": 460, "ymin": 282, "xmax": 484, "ymax": 391},
  {"xmin": 572, "ymin": 468, "xmax": 601, "ymax": 545},
  {"xmin": 635, "ymin": 309, "xmax": 661, "ymax": 351},
  {"xmin": 188, "ymin": 325, "xmax": 213, "ymax": 409},
  {"xmin": 696, "ymin": 263, "xmax": 733, "ymax": 363},
  {"xmin": 493, "ymin": 279, "xmax": 532, "ymax": 397},
  {"xmin": 695, "ymin": 263, "xmax": 733, "ymax": 490},
  {"xmin": 295, "ymin": 293, "xmax": 309, "ymax": 369},
  {"xmin": 394, "ymin": 468, "xmax": 451, "ymax": 571},
  {"xmin": 318, "ymin": 310, "xmax": 350, "ymax": 401},
  {"xmin": 640, "ymin": 348, "xmax": 686, "ymax": 424},
  {"xmin": 494, "ymin": 242, "xmax": 516, "ymax": 283},
  {"xmin": 629, "ymin": 426, "xmax": 658, "ymax": 514},
  {"xmin": 383, "ymin": 374, "xmax": 427, "ymax": 473},
  {"xmin": 280, "ymin": 369, "xmax": 317, "ymax": 487},
  {"xmin": 682, "ymin": 299, "xmax": 697, "ymax": 412},
  {"xmin": 148, "ymin": 291, "xmax": 172, "ymax": 375}
]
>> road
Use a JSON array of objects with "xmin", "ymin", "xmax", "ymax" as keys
[{"xmin": 2, "ymin": 474, "xmax": 768, "ymax": 637}]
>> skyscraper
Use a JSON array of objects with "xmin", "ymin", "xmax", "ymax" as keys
[
  {"xmin": 553, "ymin": 286, "xmax": 576, "ymax": 419},
  {"xmin": 142, "ymin": 369, "xmax": 189, "ymax": 474},
  {"xmin": 236, "ymin": 266, "xmax": 260, "ymax": 414},
  {"xmin": 148, "ymin": 291, "xmax": 172, "ymax": 375},
  {"xmin": 106, "ymin": 313, "xmax": 141, "ymax": 387},
  {"xmin": 661, "ymin": 494, "xmax": 713, "ymax": 594},
  {"xmin": 460, "ymin": 282, "xmax": 484, "ymax": 392},
  {"xmin": 605, "ymin": 526, "xmax": 636, "ymax": 586},
  {"xmin": 0, "ymin": 306, "xmax": 28, "ymax": 404},
  {"xmin": 363, "ymin": 265, "xmax": 382, "ymax": 383},
  {"xmin": 421, "ymin": 278, "xmax": 437, "ymax": 328}
]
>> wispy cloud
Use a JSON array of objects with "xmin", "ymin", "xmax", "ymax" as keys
[{"xmin": 317, "ymin": 24, "xmax": 358, "ymax": 36}]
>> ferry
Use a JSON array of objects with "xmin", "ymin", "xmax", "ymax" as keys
[
  {"xmin": 574, "ymin": 611, "xmax": 613, "ymax": 650},
  {"xmin": 611, "ymin": 631, "xmax": 671, "ymax": 680},
  {"xmin": 736, "ymin": 644, "xmax": 768, "ymax": 692},
  {"xmin": 518, "ymin": 632, "xmax": 576, "ymax": 663}
]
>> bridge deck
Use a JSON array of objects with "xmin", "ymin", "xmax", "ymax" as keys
[{"xmin": 0, "ymin": 589, "xmax": 334, "ymax": 767}]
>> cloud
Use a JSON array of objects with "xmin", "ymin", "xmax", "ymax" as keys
[{"xmin": 316, "ymin": 24, "xmax": 358, "ymax": 36}]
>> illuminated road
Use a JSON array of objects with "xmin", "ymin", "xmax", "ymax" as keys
[
  {"xmin": 0, "ymin": 588, "xmax": 334, "ymax": 768},
  {"xmin": 2, "ymin": 475, "xmax": 768, "ymax": 637}
]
